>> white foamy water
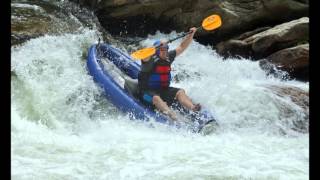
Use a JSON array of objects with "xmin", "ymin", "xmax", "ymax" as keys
[{"xmin": 11, "ymin": 30, "xmax": 308, "ymax": 180}]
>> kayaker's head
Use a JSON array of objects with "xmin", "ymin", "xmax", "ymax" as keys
[{"xmin": 154, "ymin": 40, "xmax": 169, "ymax": 60}]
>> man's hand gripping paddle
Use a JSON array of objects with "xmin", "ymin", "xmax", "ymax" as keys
[{"xmin": 130, "ymin": 14, "xmax": 222, "ymax": 60}]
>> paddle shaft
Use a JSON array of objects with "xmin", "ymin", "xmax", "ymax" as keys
[{"xmin": 166, "ymin": 25, "xmax": 202, "ymax": 44}]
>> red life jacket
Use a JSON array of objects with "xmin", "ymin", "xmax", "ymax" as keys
[{"xmin": 138, "ymin": 56, "xmax": 172, "ymax": 90}]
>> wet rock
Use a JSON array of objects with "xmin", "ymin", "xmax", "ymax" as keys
[
  {"xmin": 216, "ymin": 27, "xmax": 271, "ymax": 59},
  {"xmin": 11, "ymin": 2, "xmax": 53, "ymax": 45},
  {"xmin": 264, "ymin": 43, "xmax": 309, "ymax": 81},
  {"xmin": 249, "ymin": 17, "xmax": 308, "ymax": 58},
  {"xmin": 263, "ymin": 84, "xmax": 309, "ymax": 133},
  {"xmin": 258, "ymin": 59, "xmax": 290, "ymax": 80},
  {"xmin": 11, "ymin": 1, "xmax": 110, "ymax": 46},
  {"xmin": 216, "ymin": 39, "xmax": 253, "ymax": 59},
  {"xmin": 217, "ymin": 17, "xmax": 309, "ymax": 81},
  {"xmin": 216, "ymin": 17, "xmax": 309, "ymax": 59},
  {"xmin": 236, "ymin": 27, "xmax": 272, "ymax": 40}
]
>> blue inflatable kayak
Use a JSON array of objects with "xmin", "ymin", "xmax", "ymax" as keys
[{"xmin": 86, "ymin": 43, "xmax": 218, "ymax": 134}]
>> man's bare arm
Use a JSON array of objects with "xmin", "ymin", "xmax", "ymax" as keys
[{"xmin": 175, "ymin": 27, "xmax": 197, "ymax": 57}]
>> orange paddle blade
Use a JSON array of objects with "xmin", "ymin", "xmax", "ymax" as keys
[
  {"xmin": 202, "ymin": 14, "xmax": 222, "ymax": 31},
  {"xmin": 130, "ymin": 47, "xmax": 156, "ymax": 60}
]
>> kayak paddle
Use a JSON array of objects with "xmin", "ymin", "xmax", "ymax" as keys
[{"xmin": 130, "ymin": 14, "xmax": 222, "ymax": 60}]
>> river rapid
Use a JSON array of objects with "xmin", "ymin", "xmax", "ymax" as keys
[{"xmin": 11, "ymin": 1, "xmax": 309, "ymax": 179}]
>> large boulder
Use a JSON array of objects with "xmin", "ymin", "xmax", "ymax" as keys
[
  {"xmin": 11, "ymin": 0, "xmax": 109, "ymax": 46},
  {"xmin": 216, "ymin": 17, "xmax": 309, "ymax": 59},
  {"xmin": 248, "ymin": 17, "xmax": 308, "ymax": 58},
  {"xmin": 215, "ymin": 26, "xmax": 272, "ymax": 59},
  {"xmin": 261, "ymin": 84, "xmax": 309, "ymax": 134},
  {"xmin": 11, "ymin": 2, "xmax": 55, "ymax": 45},
  {"xmin": 259, "ymin": 43, "xmax": 309, "ymax": 81}
]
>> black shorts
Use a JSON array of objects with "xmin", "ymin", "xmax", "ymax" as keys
[{"xmin": 140, "ymin": 87, "xmax": 181, "ymax": 108}]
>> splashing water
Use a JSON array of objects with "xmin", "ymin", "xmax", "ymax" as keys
[{"xmin": 11, "ymin": 28, "xmax": 308, "ymax": 180}]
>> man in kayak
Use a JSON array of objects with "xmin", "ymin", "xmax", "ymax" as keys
[{"xmin": 138, "ymin": 27, "xmax": 201, "ymax": 120}]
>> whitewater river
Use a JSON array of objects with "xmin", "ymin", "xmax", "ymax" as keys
[{"xmin": 11, "ymin": 2, "xmax": 308, "ymax": 180}]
